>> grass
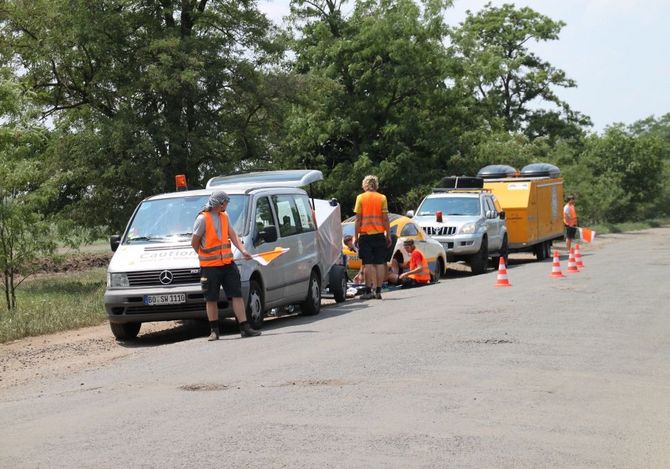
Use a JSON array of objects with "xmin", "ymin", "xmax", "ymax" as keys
[
  {"xmin": 592, "ymin": 217, "xmax": 670, "ymax": 235},
  {"xmin": 0, "ymin": 268, "xmax": 107, "ymax": 343}
]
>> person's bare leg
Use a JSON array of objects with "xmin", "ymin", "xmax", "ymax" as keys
[
  {"xmin": 362, "ymin": 264, "xmax": 376, "ymax": 299},
  {"xmin": 374, "ymin": 264, "xmax": 386, "ymax": 298}
]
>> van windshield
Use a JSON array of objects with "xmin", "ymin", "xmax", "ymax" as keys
[
  {"xmin": 417, "ymin": 197, "xmax": 480, "ymax": 216},
  {"xmin": 124, "ymin": 195, "xmax": 247, "ymax": 244}
]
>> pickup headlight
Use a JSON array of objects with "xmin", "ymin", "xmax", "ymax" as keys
[
  {"xmin": 459, "ymin": 223, "xmax": 476, "ymax": 234},
  {"xmin": 108, "ymin": 272, "xmax": 129, "ymax": 288}
]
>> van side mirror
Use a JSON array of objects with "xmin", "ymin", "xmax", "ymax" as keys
[
  {"xmin": 110, "ymin": 234, "xmax": 121, "ymax": 252},
  {"xmin": 260, "ymin": 225, "xmax": 278, "ymax": 243},
  {"xmin": 406, "ymin": 210, "xmax": 414, "ymax": 218},
  {"xmin": 499, "ymin": 210, "xmax": 505, "ymax": 220}
]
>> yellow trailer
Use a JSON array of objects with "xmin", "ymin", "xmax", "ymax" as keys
[{"xmin": 479, "ymin": 164, "xmax": 564, "ymax": 260}]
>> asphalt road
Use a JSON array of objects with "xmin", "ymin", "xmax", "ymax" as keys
[{"xmin": 2, "ymin": 228, "xmax": 670, "ymax": 468}]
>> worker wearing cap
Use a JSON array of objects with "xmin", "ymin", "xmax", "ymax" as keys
[
  {"xmin": 398, "ymin": 239, "xmax": 431, "ymax": 289},
  {"xmin": 563, "ymin": 194, "xmax": 578, "ymax": 252},
  {"xmin": 353, "ymin": 175, "xmax": 391, "ymax": 300},
  {"xmin": 192, "ymin": 191, "xmax": 261, "ymax": 341}
]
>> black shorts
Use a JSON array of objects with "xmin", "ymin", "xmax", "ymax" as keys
[
  {"xmin": 565, "ymin": 225, "xmax": 577, "ymax": 240},
  {"xmin": 200, "ymin": 263, "xmax": 242, "ymax": 301},
  {"xmin": 358, "ymin": 233, "xmax": 388, "ymax": 265}
]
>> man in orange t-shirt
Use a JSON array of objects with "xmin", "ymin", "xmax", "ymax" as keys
[
  {"xmin": 398, "ymin": 239, "xmax": 431, "ymax": 289},
  {"xmin": 353, "ymin": 175, "xmax": 391, "ymax": 300},
  {"xmin": 563, "ymin": 194, "xmax": 578, "ymax": 252}
]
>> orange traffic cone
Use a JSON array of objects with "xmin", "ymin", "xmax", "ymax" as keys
[
  {"xmin": 566, "ymin": 247, "xmax": 580, "ymax": 273},
  {"xmin": 574, "ymin": 243, "xmax": 585, "ymax": 268},
  {"xmin": 494, "ymin": 257, "xmax": 512, "ymax": 287},
  {"xmin": 549, "ymin": 250, "xmax": 566, "ymax": 278}
]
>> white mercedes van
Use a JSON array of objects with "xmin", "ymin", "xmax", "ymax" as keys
[{"xmin": 104, "ymin": 170, "xmax": 344, "ymax": 340}]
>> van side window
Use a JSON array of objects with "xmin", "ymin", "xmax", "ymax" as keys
[
  {"xmin": 271, "ymin": 195, "xmax": 300, "ymax": 237},
  {"xmin": 254, "ymin": 197, "xmax": 275, "ymax": 245},
  {"xmin": 294, "ymin": 195, "xmax": 316, "ymax": 232}
]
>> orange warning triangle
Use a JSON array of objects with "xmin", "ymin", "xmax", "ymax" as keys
[{"xmin": 252, "ymin": 247, "xmax": 290, "ymax": 266}]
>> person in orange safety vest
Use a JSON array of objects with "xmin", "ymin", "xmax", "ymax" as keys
[
  {"xmin": 191, "ymin": 191, "xmax": 261, "ymax": 341},
  {"xmin": 353, "ymin": 175, "xmax": 392, "ymax": 300},
  {"xmin": 398, "ymin": 239, "xmax": 431, "ymax": 289},
  {"xmin": 563, "ymin": 194, "xmax": 578, "ymax": 252}
]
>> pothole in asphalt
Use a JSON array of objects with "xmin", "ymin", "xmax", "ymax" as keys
[
  {"xmin": 275, "ymin": 379, "xmax": 353, "ymax": 387},
  {"xmin": 460, "ymin": 338, "xmax": 515, "ymax": 345},
  {"xmin": 179, "ymin": 383, "xmax": 229, "ymax": 392}
]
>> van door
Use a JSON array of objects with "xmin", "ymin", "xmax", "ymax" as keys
[
  {"xmin": 271, "ymin": 194, "xmax": 318, "ymax": 301},
  {"xmin": 251, "ymin": 196, "xmax": 286, "ymax": 306}
]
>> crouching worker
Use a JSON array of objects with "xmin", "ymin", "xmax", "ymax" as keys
[
  {"xmin": 398, "ymin": 239, "xmax": 431, "ymax": 289},
  {"xmin": 191, "ymin": 191, "xmax": 261, "ymax": 341}
]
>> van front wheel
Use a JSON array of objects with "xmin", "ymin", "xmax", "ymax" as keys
[
  {"xmin": 246, "ymin": 280, "xmax": 265, "ymax": 330},
  {"xmin": 110, "ymin": 322, "xmax": 141, "ymax": 341},
  {"xmin": 300, "ymin": 271, "xmax": 321, "ymax": 316}
]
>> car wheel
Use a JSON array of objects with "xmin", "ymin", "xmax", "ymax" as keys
[
  {"xmin": 110, "ymin": 322, "xmax": 141, "ymax": 341},
  {"xmin": 300, "ymin": 270, "xmax": 321, "ymax": 316},
  {"xmin": 431, "ymin": 257, "xmax": 444, "ymax": 283},
  {"xmin": 491, "ymin": 235, "xmax": 509, "ymax": 267},
  {"xmin": 329, "ymin": 265, "xmax": 347, "ymax": 303},
  {"xmin": 246, "ymin": 280, "xmax": 265, "ymax": 330},
  {"xmin": 470, "ymin": 237, "xmax": 488, "ymax": 275}
]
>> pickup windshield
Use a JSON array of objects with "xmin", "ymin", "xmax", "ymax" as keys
[
  {"xmin": 417, "ymin": 197, "xmax": 480, "ymax": 216},
  {"xmin": 124, "ymin": 195, "xmax": 247, "ymax": 244}
]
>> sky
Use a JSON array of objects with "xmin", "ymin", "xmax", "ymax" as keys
[{"xmin": 258, "ymin": 0, "xmax": 670, "ymax": 132}]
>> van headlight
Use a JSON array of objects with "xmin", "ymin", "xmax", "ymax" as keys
[
  {"xmin": 459, "ymin": 223, "xmax": 476, "ymax": 234},
  {"xmin": 108, "ymin": 272, "xmax": 129, "ymax": 288}
]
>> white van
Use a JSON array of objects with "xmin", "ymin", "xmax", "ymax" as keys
[{"xmin": 104, "ymin": 170, "xmax": 345, "ymax": 340}]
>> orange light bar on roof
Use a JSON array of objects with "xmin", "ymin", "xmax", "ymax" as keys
[{"xmin": 175, "ymin": 174, "xmax": 187, "ymax": 191}]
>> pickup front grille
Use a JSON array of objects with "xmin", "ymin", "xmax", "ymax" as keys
[
  {"xmin": 422, "ymin": 226, "xmax": 457, "ymax": 236},
  {"xmin": 127, "ymin": 269, "xmax": 201, "ymax": 287}
]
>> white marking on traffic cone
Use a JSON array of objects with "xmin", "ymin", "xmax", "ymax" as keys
[
  {"xmin": 494, "ymin": 257, "xmax": 511, "ymax": 287},
  {"xmin": 574, "ymin": 243, "xmax": 585, "ymax": 268},
  {"xmin": 567, "ymin": 247, "xmax": 579, "ymax": 273},
  {"xmin": 549, "ymin": 250, "xmax": 566, "ymax": 278}
]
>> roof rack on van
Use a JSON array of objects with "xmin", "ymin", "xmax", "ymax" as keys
[{"xmin": 206, "ymin": 170, "xmax": 323, "ymax": 189}]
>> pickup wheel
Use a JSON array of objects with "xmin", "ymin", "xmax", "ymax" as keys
[
  {"xmin": 470, "ymin": 237, "xmax": 488, "ymax": 275},
  {"xmin": 299, "ymin": 270, "xmax": 321, "ymax": 316},
  {"xmin": 110, "ymin": 322, "xmax": 141, "ymax": 341},
  {"xmin": 329, "ymin": 265, "xmax": 347, "ymax": 303},
  {"xmin": 246, "ymin": 280, "xmax": 265, "ymax": 330},
  {"xmin": 491, "ymin": 235, "xmax": 509, "ymax": 267}
]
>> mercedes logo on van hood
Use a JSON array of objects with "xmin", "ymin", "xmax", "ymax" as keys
[{"xmin": 159, "ymin": 270, "xmax": 174, "ymax": 285}]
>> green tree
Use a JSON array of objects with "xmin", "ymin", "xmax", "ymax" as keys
[
  {"xmin": 448, "ymin": 3, "xmax": 590, "ymax": 137},
  {"xmin": 0, "ymin": 69, "xmax": 56, "ymax": 310},
  {"xmin": 1, "ymin": 0, "xmax": 285, "ymax": 230},
  {"xmin": 571, "ymin": 125, "xmax": 665, "ymax": 224},
  {"xmin": 284, "ymin": 0, "xmax": 462, "ymax": 215}
]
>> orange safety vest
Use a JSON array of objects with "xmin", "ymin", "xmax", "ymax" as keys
[
  {"xmin": 563, "ymin": 203, "xmax": 577, "ymax": 227},
  {"xmin": 198, "ymin": 212, "xmax": 234, "ymax": 267},
  {"xmin": 408, "ymin": 248, "xmax": 431, "ymax": 283},
  {"xmin": 358, "ymin": 191, "xmax": 386, "ymax": 234}
]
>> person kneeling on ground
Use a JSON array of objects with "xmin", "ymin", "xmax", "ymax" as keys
[{"xmin": 397, "ymin": 239, "xmax": 431, "ymax": 289}]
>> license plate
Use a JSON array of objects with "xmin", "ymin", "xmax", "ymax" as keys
[{"xmin": 144, "ymin": 294, "xmax": 186, "ymax": 305}]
